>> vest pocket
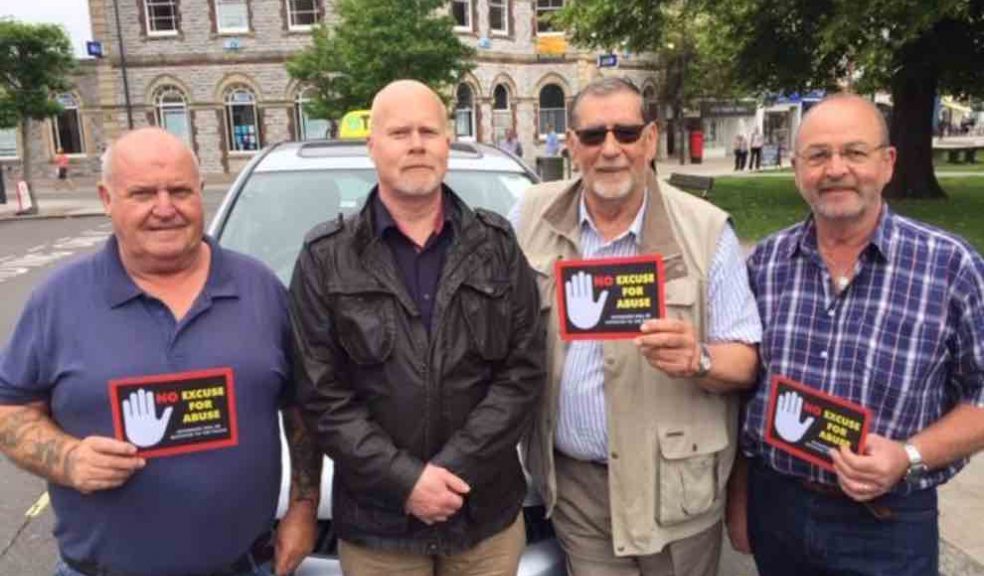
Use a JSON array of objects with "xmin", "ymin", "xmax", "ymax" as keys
[
  {"xmin": 656, "ymin": 424, "xmax": 728, "ymax": 526},
  {"xmin": 460, "ymin": 277, "xmax": 512, "ymax": 360}
]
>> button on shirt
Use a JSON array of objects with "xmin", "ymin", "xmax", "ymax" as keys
[
  {"xmin": 742, "ymin": 207, "xmax": 984, "ymax": 491},
  {"xmin": 512, "ymin": 190, "xmax": 762, "ymax": 462}
]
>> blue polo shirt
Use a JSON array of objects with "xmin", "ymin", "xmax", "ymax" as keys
[{"xmin": 0, "ymin": 236, "xmax": 290, "ymax": 575}]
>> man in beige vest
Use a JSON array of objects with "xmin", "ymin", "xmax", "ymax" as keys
[{"xmin": 511, "ymin": 77, "xmax": 761, "ymax": 575}]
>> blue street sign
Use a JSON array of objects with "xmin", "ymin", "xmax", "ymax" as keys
[
  {"xmin": 597, "ymin": 53, "xmax": 618, "ymax": 69},
  {"xmin": 86, "ymin": 41, "xmax": 103, "ymax": 58}
]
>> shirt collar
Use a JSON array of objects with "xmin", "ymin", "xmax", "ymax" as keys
[
  {"xmin": 790, "ymin": 202, "xmax": 895, "ymax": 262},
  {"xmin": 372, "ymin": 187, "xmax": 453, "ymax": 243},
  {"xmin": 578, "ymin": 188, "xmax": 649, "ymax": 245},
  {"xmin": 103, "ymin": 235, "xmax": 236, "ymax": 308}
]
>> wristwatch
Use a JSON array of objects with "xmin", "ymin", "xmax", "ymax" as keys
[
  {"xmin": 695, "ymin": 343, "xmax": 712, "ymax": 378},
  {"xmin": 903, "ymin": 443, "xmax": 928, "ymax": 483}
]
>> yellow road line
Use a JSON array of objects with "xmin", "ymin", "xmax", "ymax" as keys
[{"xmin": 25, "ymin": 492, "xmax": 49, "ymax": 518}]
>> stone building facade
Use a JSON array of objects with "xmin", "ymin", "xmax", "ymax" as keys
[{"xmin": 9, "ymin": 0, "xmax": 659, "ymax": 179}]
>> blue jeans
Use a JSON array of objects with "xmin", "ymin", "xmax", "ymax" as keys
[
  {"xmin": 748, "ymin": 460, "xmax": 938, "ymax": 576},
  {"xmin": 54, "ymin": 558, "xmax": 274, "ymax": 576}
]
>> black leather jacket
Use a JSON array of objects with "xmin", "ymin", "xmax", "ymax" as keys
[{"xmin": 289, "ymin": 188, "xmax": 545, "ymax": 554}]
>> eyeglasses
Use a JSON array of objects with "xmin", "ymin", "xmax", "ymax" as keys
[
  {"xmin": 796, "ymin": 144, "xmax": 889, "ymax": 167},
  {"xmin": 574, "ymin": 124, "xmax": 649, "ymax": 147}
]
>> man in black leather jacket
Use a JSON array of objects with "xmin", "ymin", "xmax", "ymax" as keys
[{"xmin": 288, "ymin": 79, "xmax": 545, "ymax": 575}]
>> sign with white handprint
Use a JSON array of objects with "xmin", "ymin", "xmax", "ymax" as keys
[
  {"xmin": 555, "ymin": 255, "xmax": 665, "ymax": 341},
  {"xmin": 764, "ymin": 375, "xmax": 871, "ymax": 471},
  {"xmin": 108, "ymin": 367, "xmax": 239, "ymax": 458}
]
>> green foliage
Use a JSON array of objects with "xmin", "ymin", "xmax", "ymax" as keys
[
  {"xmin": 287, "ymin": 0, "xmax": 476, "ymax": 122},
  {"xmin": 0, "ymin": 19, "xmax": 76, "ymax": 127}
]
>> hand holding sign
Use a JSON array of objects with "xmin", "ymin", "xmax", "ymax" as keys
[
  {"xmin": 122, "ymin": 388, "xmax": 173, "ymax": 448},
  {"xmin": 775, "ymin": 390, "xmax": 815, "ymax": 443},
  {"xmin": 565, "ymin": 271, "xmax": 609, "ymax": 330}
]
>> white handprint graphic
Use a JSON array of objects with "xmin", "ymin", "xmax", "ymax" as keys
[
  {"xmin": 565, "ymin": 271, "xmax": 609, "ymax": 330},
  {"xmin": 122, "ymin": 388, "xmax": 173, "ymax": 448},
  {"xmin": 774, "ymin": 390, "xmax": 815, "ymax": 443}
]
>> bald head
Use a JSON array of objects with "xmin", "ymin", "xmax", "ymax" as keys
[
  {"xmin": 370, "ymin": 80, "xmax": 447, "ymax": 133},
  {"xmin": 102, "ymin": 127, "xmax": 200, "ymax": 190},
  {"xmin": 796, "ymin": 93, "xmax": 889, "ymax": 153}
]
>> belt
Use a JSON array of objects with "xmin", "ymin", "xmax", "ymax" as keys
[
  {"xmin": 63, "ymin": 531, "xmax": 274, "ymax": 576},
  {"xmin": 799, "ymin": 479, "xmax": 894, "ymax": 520}
]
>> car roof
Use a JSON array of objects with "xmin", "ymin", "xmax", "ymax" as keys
[{"xmin": 252, "ymin": 139, "xmax": 530, "ymax": 174}]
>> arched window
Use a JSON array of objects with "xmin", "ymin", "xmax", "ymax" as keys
[
  {"xmin": 154, "ymin": 85, "xmax": 190, "ymax": 143},
  {"xmin": 643, "ymin": 85, "xmax": 658, "ymax": 125},
  {"xmin": 491, "ymin": 84, "xmax": 512, "ymax": 143},
  {"xmin": 454, "ymin": 83, "xmax": 475, "ymax": 141},
  {"xmin": 225, "ymin": 86, "xmax": 260, "ymax": 152},
  {"xmin": 538, "ymin": 84, "xmax": 566, "ymax": 134},
  {"xmin": 295, "ymin": 88, "xmax": 331, "ymax": 140},
  {"xmin": 52, "ymin": 93, "xmax": 85, "ymax": 154}
]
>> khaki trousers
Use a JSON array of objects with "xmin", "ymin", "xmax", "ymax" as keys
[
  {"xmin": 338, "ymin": 513, "xmax": 525, "ymax": 576},
  {"xmin": 553, "ymin": 452, "xmax": 722, "ymax": 576}
]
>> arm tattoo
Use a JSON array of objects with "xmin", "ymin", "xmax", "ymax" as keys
[
  {"xmin": 0, "ymin": 405, "xmax": 74, "ymax": 484},
  {"xmin": 283, "ymin": 407, "xmax": 322, "ymax": 504}
]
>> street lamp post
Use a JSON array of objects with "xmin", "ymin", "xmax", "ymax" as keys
[{"xmin": 112, "ymin": 0, "xmax": 135, "ymax": 129}]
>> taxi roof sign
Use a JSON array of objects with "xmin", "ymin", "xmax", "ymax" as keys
[{"xmin": 339, "ymin": 110, "xmax": 371, "ymax": 139}]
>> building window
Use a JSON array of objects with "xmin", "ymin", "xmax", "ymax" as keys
[
  {"xmin": 225, "ymin": 87, "xmax": 260, "ymax": 152},
  {"xmin": 489, "ymin": 0, "xmax": 508, "ymax": 35},
  {"xmin": 452, "ymin": 0, "xmax": 472, "ymax": 31},
  {"xmin": 216, "ymin": 0, "xmax": 249, "ymax": 33},
  {"xmin": 492, "ymin": 84, "xmax": 512, "ymax": 143},
  {"xmin": 643, "ymin": 86, "xmax": 658, "ymax": 124},
  {"xmin": 0, "ymin": 127, "xmax": 17, "ymax": 158},
  {"xmin": 155, "ymin": 85, "xmax": 191, "ymax": 144},
  {"xmin": 295, "ymin": 89, "xmax": 331, "ymax": 140},
  {"xmin": 51, "ymin": 93, "xmax": 85, "ymax": 155},
  {"xmin": 538, "ymin": 84, "xmax": 566, "ymax": 135},
  {"xmin": 287, "ymin": 0, "xmax": 319, "ymax": 30},
  {"xmin": 454, "ymin": 84, "xmax": 475, "ymax": 141},
  {"xmin": 536, "ymin": 0, "xmax": 564, "ymax": 35},
  {"xmin": 145, "ymin": 0, "xmax": 179, "ymax": 35}
]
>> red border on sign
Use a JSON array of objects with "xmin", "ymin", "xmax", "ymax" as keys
[
  {"xmin": 108, "ymin": 367, "xmax": 239, "ymax": 458},
  {"xmin": 763, "ymin": 374, "xmax": 872, "ymax": 472},
  {"xmin": 555, "ymin": 254, "xmax": 667, "ymax": 341}
]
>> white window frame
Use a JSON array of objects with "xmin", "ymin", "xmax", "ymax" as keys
[
  {"xmin": 154, "ymin": 86, "xmax": 191, "ymax": 144},
  {"xmin": 536, "ymin": 0, "xmax": 564, "ymax": 36},
  {"xmin": 0, "ymin": 127, "xmax": 18, "ymax": 160},
  {"xmin": 216, "ymin": 0, "xmax": 250, "ymax": 34},
  {"xmin": 145, "ymin": 0, "xmax": 179, "ymax": 36},
  {"xmin": 225, "ymin": 87, "xmax": 260, "ymax": 154},
  {"xmin": 287, "ymin": 0, "xmax": 319, "ymax": 31},
  {"xmin": 537, "ymin": 84, "xmax": 567, "ymax": 139},
  {"xmin": 489, "ymin": 0, "xmax": 508, "ymax": 35},
  {"xmin": 452, "ymin": 0, "xmax": 472, "ymax": 32},
  {"xmin": 51, "ymin": 93, "xmax": 86, "ymax": 156},
  {"xmin": 454, "ymin": 84, "xmax": 476, "ymax": 142},
  {"xmin": 294, "ymin": 89, "xmax": 332, "ymax": 140}
]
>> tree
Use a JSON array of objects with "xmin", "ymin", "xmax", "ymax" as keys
[
  {"xmin": 287, "ymin": 0, "xmax": 476, "ymax": 124},
  {"xmin": 0, "ymin": 20, "xmax": 76, "ymax": 214},
  {"xmin": 555, "ymin": 0, "xmax": 743, "ymax": 163}
]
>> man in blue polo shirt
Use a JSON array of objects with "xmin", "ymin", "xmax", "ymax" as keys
[
  {"xmin": 731, "ymin": 94, "xmax": 984, "ymax": 575},
  {"xmin": 0, "ymin": 127, "xmax": 321, "ymax": 576}
]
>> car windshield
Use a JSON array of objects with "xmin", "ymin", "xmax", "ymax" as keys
[{"xmin": 218, "ymin": 168, "xmax": 534, "ymax": 283}]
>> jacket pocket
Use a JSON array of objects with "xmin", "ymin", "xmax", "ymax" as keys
[
  {"xmin": 460, "ymin": 277, "xmax": 512, "ymax": 360},
  {"xmin": 333, "ymin": 292, "xmax": 395, "ymax": 365},
  {"xmin": 656, "ymin": 424, "xmax": 728, "ymax": 526}
]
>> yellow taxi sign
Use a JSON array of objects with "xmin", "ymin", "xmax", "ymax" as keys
[{"xmin": 339, "ymin": 109, "xmax": 371, "ymax": 139}]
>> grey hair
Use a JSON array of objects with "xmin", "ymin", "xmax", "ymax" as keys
[
  {"xmin": 569, "ymin": 77, "xmax": 647, "ymax": 129},
  {"xmin": 100, "ymin": 132, "xmax": 201, "ymax": 188}
]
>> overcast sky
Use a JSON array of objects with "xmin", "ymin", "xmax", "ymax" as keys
[{"xmin": 1, "ymin": 1, "xmax": 93, "ymax": 58}]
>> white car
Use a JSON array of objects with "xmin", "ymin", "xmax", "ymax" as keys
[{"xmin": 208, "ymin": 139, "xmax": 564, "ymax": 575}]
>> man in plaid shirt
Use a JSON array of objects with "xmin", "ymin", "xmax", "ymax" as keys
[{"xmin": 728, "ymin": 94, "xmax": 984, "ymax": 575}]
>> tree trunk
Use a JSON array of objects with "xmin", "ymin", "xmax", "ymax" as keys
[
  {"xmin": 884, "ymin": 48, "xmax": 945, "ymax": 199},
  {"xmin": 19, "ymin": 118, "xmax": 40, "ymax": 214}
]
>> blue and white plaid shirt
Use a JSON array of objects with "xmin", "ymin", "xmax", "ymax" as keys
[{"xmin": 742, "ymin": 206, "xmax": 984, "ymax": 490}]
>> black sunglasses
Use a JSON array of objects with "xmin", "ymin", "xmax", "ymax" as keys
[{"xmin": 574, "ymin": 124, "xmax": 649, "ymax": 146}]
